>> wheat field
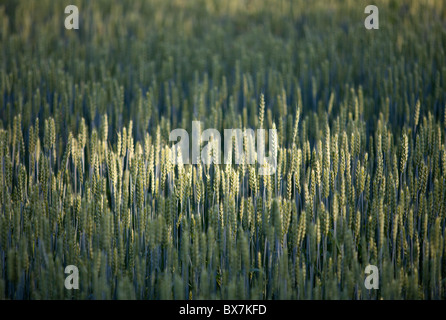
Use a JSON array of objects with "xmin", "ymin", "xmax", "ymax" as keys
[{"xmin": 0, "ymin": 0, "xmax": 446, "ymax": 299}]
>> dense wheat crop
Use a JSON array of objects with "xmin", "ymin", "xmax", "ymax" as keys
[{"xmin": 0, "ymin": 0, "xmax": 446, "ymax": 299}]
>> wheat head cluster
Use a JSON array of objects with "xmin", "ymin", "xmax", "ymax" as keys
[{"xmin": 0, "ymin": 0, "xmax": 445, "ymax": 300}]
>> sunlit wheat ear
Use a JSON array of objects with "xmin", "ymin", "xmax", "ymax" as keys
[
  {"xmin": 413, "ymin": 99, "xmax": 421, "ymax": 128},
  {"xmin": 400, "ymin": 133, "xmax": 409, "ymax": 174},
  {"xmin": 258, "ymin": 93, "xmax": 265, "ymax": 130}
]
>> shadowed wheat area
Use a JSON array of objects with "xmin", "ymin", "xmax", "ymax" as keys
[{"xmin": 0, "ymin": 0, "xmax": 446, "ymax": 299}]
